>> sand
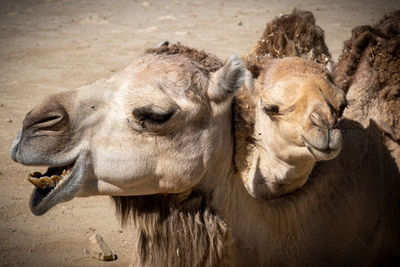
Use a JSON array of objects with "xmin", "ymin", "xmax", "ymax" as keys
[{"xmin": 1, "ymin": 0, "xmax": 399, "ymax": 266}]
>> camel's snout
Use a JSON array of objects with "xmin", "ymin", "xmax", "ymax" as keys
[
  {"xmin": 303, "ymin": 108, "xmax": 342, "ymax": 159},
  {"xmin": 9, "ymin": 92, "xmax": 76, "ymax": 166}
]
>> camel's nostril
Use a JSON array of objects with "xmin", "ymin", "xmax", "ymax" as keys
[
  {"xmin": 31, "ymin": 114, "xmax": 64, "ymax": 129},
  {"xmin": 310, "ymin": 111, "xmax": 338, "ymax": 130},
  {"xmin": 310, "ymin": 112, "xmax": 325, "ymax": 129}
]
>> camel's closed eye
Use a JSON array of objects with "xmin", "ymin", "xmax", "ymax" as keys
[
  {"xmin": 132, "ymin": 106, "xmax": 175, "ymax": 129},
  {"xmin": 263, "ymin": 104, "xmax": 280, "ymax": 116}
]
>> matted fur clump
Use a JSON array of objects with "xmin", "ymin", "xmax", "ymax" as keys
[
  {"xmin": 335, "ymin": 10, "xmax": 400, "ymax": 141},
  {"xmin": 112, "ymin": 192, "xmax": 231, "ymax": 267},
  {"xmin": 145, "ymin": 42, "xmax": 223, "ymax": 74},
  {"xmin": 243, "ymin": 9, "xmax": 332, "ymax": 77}
]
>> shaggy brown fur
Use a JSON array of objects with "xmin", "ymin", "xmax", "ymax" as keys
[
  {"xmin": 232, "ymin": 88, "xmax": 257, "ymax": 174},
  {"xmin": 113, "ymin": 192, "xmax": 231, "ymax": 267},
  {"xmin": 243, "ymin": 9, "xmax": 332, "ymax": 77},
  {"xmin": 145, "ymin": 42, "xmax": 223, "ymax": 74},
  {"xmin": 335, "ymin": 10, "xmax": 400, "ymax": 141}
]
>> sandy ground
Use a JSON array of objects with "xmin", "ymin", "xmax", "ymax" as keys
[{"xmin": 0, "ymin": 0, "xmax": 399, "ymax": 266}]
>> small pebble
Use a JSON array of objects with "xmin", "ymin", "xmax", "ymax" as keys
[
  {"xmin": 238, "ymin": 21, "xmax": 242, "ymax": 26},
  {"xmin": 7, "ymin": 118, "xmax": 12, "ymax": 123}
]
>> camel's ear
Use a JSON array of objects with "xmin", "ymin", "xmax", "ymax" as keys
[{"xmin": 208, "ymin": 55, "xmax": 245, "ymax": 103}]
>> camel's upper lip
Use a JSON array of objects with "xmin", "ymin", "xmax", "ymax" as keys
[{"xmin": 29, "ymin": 152, "xmax": 89, "ymax": 216}]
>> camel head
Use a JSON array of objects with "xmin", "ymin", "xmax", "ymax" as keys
[
  {"xmin": 10, "ymin": 44, "xmax": 245, "ymax": 215},
  {"xmin": 245, "ymin": 57, "xmax": 347, "ymax": 199}
]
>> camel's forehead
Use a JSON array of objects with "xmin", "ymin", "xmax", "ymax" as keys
[
  {"xmin": 265, "ymin": 76, "xmax": 335, "ymax": 100},
  {"xmin": 90, "ymin": 54, "xmax": 210, "ymax": 111},
  {"xmin": 261, "ymin": 60, "xmax": 340, "ymax": 107},
  {"xmin": 131, "ymin": 54, "xmax": 205, "ymax": 92},
  {"xmin": 265, "ymin": 58, "xmax": 328, "ymax": 84}
]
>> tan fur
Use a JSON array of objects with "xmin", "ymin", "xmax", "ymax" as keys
[{"xmin": 145, "ymin": 42, "xmax": 223, "ymax": 74}]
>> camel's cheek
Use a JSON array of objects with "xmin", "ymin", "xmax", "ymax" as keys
[
  {"xmin": 156, "ymin": 152, "xmax": 205, "ymax": 192},
  {"xmin": 88, "ymin": 134, "xmax": 157, "ymax": 184},
  {"xmin": 276, "ymin": 119, "xmax": 304, "ymax": 147},
  {"xmin": 85, "ymin": 127, "xmax": 209, "ymax": 194}
]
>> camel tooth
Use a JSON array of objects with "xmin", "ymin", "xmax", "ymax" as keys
[
  {"xmin": 62, "ymin": 170, "xmax": 67, "ymax": 177},
  {"xmin": 27, "ymin": 177, "xmax": 46, "ymax": 189},
  {"xmin": 40, "ymin": 177, "xmax": 55, "ymax": 187},
  {"xmin": 50, "ymin": 175, "xmax": 60, "ymax": 182}
]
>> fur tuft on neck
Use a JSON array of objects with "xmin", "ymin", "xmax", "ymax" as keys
[{"xmin": 112, "ymin": 191, "xmax": 232, "ymax": 266}]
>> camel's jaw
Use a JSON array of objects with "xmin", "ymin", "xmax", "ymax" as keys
[{"xmin": 28, "ymin": 153, "xmax": 89, "ymax": 216}]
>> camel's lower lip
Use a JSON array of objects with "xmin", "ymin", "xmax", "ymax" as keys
[
  {"xmin": 303, "ymin": 140, "xmax": 340, "ymax": 160},
  {"xmin": 29, "ymin": 153, "xmax": 89, "ymax": 216},
  {"xmin": 301, "ymin": 136, "xmax": 341, "ymax": 160}
]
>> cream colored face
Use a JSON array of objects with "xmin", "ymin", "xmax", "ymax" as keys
[
  {"xmin": 10, "ymin": 53, "xmax": 244, "ymax": 215},
  {"xmin": 257, "ymin": 57, "xmax": 347, "ymax": 163},
  {"xmin": 81, "ymin": 56, "xmax": 216, "ymax": 196},
  {"xmin": 242, "ymin": 57, "xmax": 346, "ymax": 200}
]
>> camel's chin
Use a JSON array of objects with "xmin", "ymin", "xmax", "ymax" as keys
[{"xmin": 28, "ymin": 153, "xmax": 88, "ymax": 216}]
